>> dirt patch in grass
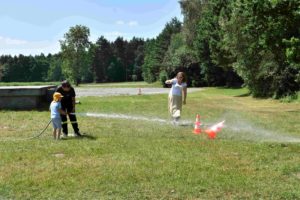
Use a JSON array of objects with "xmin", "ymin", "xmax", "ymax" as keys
[
  {"xmin": 52, "ymin": 153, "xmax": 65, "ymax": 158},
  {"xmin": 294, "ymin": 172, "xmax": 300, "ymax": 180}
]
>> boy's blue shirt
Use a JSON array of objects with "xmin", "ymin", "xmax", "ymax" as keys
[{"xmin": 50, "ymin": 101, "xmax": 61, "ymax": 119}]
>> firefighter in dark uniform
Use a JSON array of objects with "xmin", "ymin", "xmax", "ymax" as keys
[{"xmin": 56, "ymin": 80, "xmax": 82, "ymax": 137}]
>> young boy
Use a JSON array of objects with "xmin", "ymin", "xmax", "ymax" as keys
[{"xmin": 50, "ymin": 92, "xmax": 66, "ymax": 140}]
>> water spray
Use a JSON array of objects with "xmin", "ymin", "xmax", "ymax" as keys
[{"xmin": 72, "ymin": 112, "xmax": 170, "ymax": 123}]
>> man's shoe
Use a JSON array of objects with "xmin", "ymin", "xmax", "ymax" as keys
[
  {"xmin": 74, "ymin": 132, "xmax": 82, "ymax": 137},
  {"xmin": 61, "ymin": 133, "xmax": 68, "ymax": 139}
]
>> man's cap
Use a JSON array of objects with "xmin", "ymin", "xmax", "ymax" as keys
[{"xmin": 61, "ymin": 80, "xmax": 71, "ymax": 88}]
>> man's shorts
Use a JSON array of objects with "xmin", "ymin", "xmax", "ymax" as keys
[{"xmin": 51, "ymin": 118, "xmax": 62, "ymax": 129}]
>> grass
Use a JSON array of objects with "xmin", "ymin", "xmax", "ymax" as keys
[{"xmin": 0, "ymin": 87, "xmax": 300, "ymax": 199}]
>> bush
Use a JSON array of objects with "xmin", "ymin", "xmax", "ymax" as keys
[{"xmin": 159, "ymin": 70, "xmax": 168, "ymax": 87}]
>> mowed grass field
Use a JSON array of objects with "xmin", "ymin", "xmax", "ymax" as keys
[{"xmin": 0, "ymin": 86, "xmax": 300, "ymax": 199}]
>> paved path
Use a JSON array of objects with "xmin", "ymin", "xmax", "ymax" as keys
[{"xmin": 75, "ymin": 87, "xmax": 203, "ymax": 97}]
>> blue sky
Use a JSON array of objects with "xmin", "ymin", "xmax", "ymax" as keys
[{"xmin": 0, "ymin": 0, "xmax": 183, "ymax": 55}]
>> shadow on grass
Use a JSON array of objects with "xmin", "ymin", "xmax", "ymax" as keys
[
  {"xmin": 214, "ymin": 86, "xmax": 251, "ymax": 98},
  {"xmin": 234, "ymin": 92, "xmax": 251, "ymax": 97},
  {"xmin": 285, "ymin": 110, "xmax": 300, "ymax": 113},
  {"xmin": 81, "ymin": 134, "xmax": 97, "ymax": 140},
  {"xmin": 61, "ymin": 134, "xmax": 97, "ymax": 140}
]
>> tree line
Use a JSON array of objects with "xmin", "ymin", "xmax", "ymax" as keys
[
  {"xmin": 0, "ymin": 35, "xmax": 145, "ymax": 84},
  {"xmin": 0, "ymin": 0, "xmax": 299, "ymax": 98}
]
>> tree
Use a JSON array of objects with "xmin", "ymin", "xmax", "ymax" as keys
[
  {"xmin": 0, "ymin": 63, "xmax": 5, "ymax": 81},
  {"xmin": 179, "ymin": 0, "xmax": 207, "ymax": 48},
  {"xmin": 107, "ymin": 57, "xmax": 125, "ymax": 82},
  {"xmin": 47, "ymin": 54, "xmax": 63, "ymax": 81},
  {"xmin": 92, "ymin": 36, "xmax": 113, "ymax": 82},
  {"xmin": 0, "ymin": 55, "xmax": 12, "ymax": 81},
  {"xmin": 224, "ymin": 0, "xmax": 300, "ymax": 97},
  {"xmin": 162, "ymin": 33, "xmax": 199, "ymax": 85},
  {"xmin": 142, "ymin": 18, "xmax": 182, "ymax": 82},
  {"xmin": 30, "ymin": 53, "xmax": 50, "ymax": 81},
  {"xmin": 179, "ymin": 0, "xmax": 219, "ymax": 87},
  {"xmin": 132, "ymin": 45, "xmax": 145, "ymax": 81},
  {"xmin": 112, "ymin": 37, "xmax": 127, "ymax": 81},
  {"xmin": 195, "ymin": 0, "xmax": 233, "ymax": 86},
  {"xmin": 142, "ymin": 39, "xmax": 160, "ymax": 82},
  {"xmin": 126, "ymin": 37, "xmax": 145, "ymax": 81},
  {"xmin": 60, "ymin": 25, "xmax": 90, "ymax": 86},
  {"xmin": 284, "ymin": 37, "xmax": 300, "ymax": 86}
]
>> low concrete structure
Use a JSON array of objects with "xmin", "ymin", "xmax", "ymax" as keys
[{"xmin": 0, "ymin": 85, "xmax": 57, "ymax": 110}]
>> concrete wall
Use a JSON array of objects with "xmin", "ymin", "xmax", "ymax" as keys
[{"xmin": 0, "ymin": 85, "xmax": 56, "ymax": 110}]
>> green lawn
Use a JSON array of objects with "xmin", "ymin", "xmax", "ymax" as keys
[{"xmin": 0, "ymin": 88, "xmax": 300, "ymax": 199}]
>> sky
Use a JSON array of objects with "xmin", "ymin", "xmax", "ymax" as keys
[{"xmin": 0, "ymin": 0, "xmax": 183, "ymax": 56}]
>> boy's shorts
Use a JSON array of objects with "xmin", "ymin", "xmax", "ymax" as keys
[{"xmin": 51, "ymin": 118, "xmax": 62, "ymax": 129}]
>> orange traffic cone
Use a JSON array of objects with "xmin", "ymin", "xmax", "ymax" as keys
[
  {"xmin": 138, "ymin": 88, "xmax": 142, "ymax": 95},
  {"xmin": 205, "ymin": 120, "xmax": 225, "ymax": 140},
  {"xmin": 193, "ymin": 114, "xmax": 201, "ymax": 134},
  {"xmin": 205, "ymin": 129, "xmax": 216, "ymax": 139}
]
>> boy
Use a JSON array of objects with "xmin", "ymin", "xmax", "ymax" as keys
[{"xmin": 50, "ymin": 92, "xmax": 66, "ymax": 140}]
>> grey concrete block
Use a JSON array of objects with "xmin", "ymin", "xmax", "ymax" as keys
[{"xmin": 0, "ymin": 85, "xmax": 57, "ymax": 110}]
